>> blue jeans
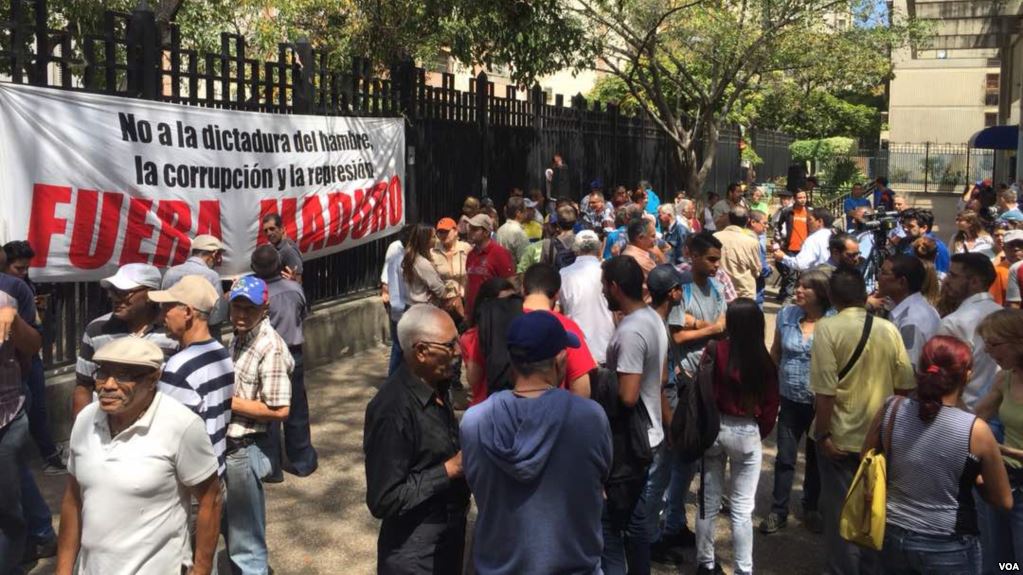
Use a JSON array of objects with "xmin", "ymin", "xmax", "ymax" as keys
[
  {"xmin": 602, "ymin": 468, "xmax": 654, "ymax": 575},
  {"xmin": 387, "ymin": 315, "xmax": 403, "ymax": 376},
  {"xmin": 982, "ymin": 480, "xmax": 1023, "ymax": 572},
  {"xmin": 770, "ymin": 397, "xmax": 819, "ymax": 518},
  {"xmin": 697, "ymin": 416, "xmax": 762, "ymax": 575},
  {"xmin": 25, "ymin": 356, "xmax": 58, "ymax": 460},
  {"xmin": 19, "ymin": 465, "xmax": 54, "ymax": 542},
  {"xmin": 0, "ymin": 411, "xmax": 28, "ymax": 574},
  {"xmin": 644, "ymin": 434, "xmax": 695, "ymax": 541},
  {"xmin": 817, "ymin": 445, "xmax": 880, "ymax": 575},
  {"xmin": 263, "ymin": 347, "xmax": 318, "ymax": 477},
  {"xmin": 224, "ymin": 444, "xmax": 272, "ymax": 575},
  {"xmin": 881, "ymin": 523, "xmax": 981, "ymax": 574}
]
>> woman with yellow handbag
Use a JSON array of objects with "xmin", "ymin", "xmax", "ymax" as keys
[{"xmin": 859, "ymin": 336, "xmax": 1011, "ymax": 574}]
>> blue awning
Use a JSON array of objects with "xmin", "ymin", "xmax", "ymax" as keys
[{"xmin": 971, "ymin": 124, "xmax": 1019, "ymax": 150}]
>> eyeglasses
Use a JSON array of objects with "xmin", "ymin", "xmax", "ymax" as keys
[
  {"xmin": 95, "ymin": 367, "xmax": 154, "ymax": 384},
  {"xmin": 419, "ymin": 339, "xmax": 458, "ymax": 353},
  {"xmin": 107, "ymin": 288, "xmax": 145, "ymax": 303}
]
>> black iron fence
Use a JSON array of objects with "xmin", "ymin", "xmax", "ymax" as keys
[{"xmin": 2, "ymin": 0, "xmax": 793, "ymax": 369}]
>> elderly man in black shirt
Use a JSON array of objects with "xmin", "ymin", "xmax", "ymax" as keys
[{"xmin": 363, "ymin": 303, "xmax": 468, "ymax": 575}]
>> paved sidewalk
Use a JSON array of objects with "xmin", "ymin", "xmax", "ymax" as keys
[{"xmin": 26, "ymin": 301, "xmax": 823, "ymax": 575}]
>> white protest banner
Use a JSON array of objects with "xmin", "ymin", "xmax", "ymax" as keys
[{"xmin": 0, "ymin": 83, "xmax": 405, "ymax": 281}]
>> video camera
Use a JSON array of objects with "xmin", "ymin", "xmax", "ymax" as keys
[{"xmin": 862, "ymin": 210, "xmax": 901, "ymax": 234}]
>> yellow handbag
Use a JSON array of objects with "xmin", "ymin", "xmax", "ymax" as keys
[{"xmin": 839, "ymin": 396, "xmax": 904, "ymax": 550}]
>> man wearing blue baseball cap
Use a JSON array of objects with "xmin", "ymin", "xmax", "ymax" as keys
[
  {"xmin": 460, "ymin": 311, "xmax": 612, "ymax": 574},
  {"xmin": 223, "ymin": 276, "xmax": 293, "ymax": 574}
]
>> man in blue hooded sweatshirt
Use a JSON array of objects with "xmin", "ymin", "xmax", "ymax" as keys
[{"xmin": 460, "ymin": 311, "xmax": 612, "ymax": 575}]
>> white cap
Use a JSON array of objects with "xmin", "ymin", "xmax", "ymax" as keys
[
  {"xmin": 524, "ymin": 198, "xmax": 538, "ymax": 209},
  {"xmin": 100, "ymin": 263, "xmax": 162, "ymax": 291},
  {"xmin": 1004, "ymin": 230, "xmax": 1023, "ymax": 245}
]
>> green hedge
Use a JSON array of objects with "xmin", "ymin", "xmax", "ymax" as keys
[{"xmin": 789, "ymin": 137, "xmax": 857, "ymax": 162}]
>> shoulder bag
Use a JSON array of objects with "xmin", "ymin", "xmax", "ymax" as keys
[{"xmin": 839, "ymin": 395, "xmax": 905, "ymax": 550}]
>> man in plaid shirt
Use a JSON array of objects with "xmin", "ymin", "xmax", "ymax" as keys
[{"xmin": 223, "ymin": 276, "xmax": 293, "ymax": 574}]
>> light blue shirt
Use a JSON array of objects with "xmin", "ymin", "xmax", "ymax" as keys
[{"xmin": 776, "ymin": 304, "xmax": 835, "ymax": 404}]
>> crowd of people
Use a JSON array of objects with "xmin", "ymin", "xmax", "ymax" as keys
[
  {"xmin": 1, "ymin": 217, "xmax": 316, "ymax": 575},
  {"xmin": 366, "ymin": 172, "xmax": 1023, "ymax": 575},
  {"xmin": 1, "ymin": 167, "xmax": 1023, "ymax": 575}
]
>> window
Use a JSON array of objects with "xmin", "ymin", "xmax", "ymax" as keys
[
  {"xmin": 986, "ymin": 93, "xmax": 1000, "ymax": 106},
  {"xmin": 985, "ymin": 113, "xmax": 998, "ymax": 127},
  {"xmin": 987, "ymin": 73, "xmax": 1000, "ymax": 91}
]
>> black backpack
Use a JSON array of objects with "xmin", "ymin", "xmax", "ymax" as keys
[
  {"xmin": 542, "ymin": 235, "xmax": 576, "ymax": 272},
  {"xmin": 670, "ymin": 341, "xmax": 721, "ymax": 463},
  {"xmin": 477, "ymin": 295, "xmax": 524, "ymax": 396},
  {"xmin": 590, "ymin": 366, "xmax": 655, "ymax": 529}
]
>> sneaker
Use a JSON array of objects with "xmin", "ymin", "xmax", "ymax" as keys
[
  {"xmin": 696, "ymin": 564, "xmax": 724, "ymax": 575},
  {"xmin": 759, "ymin": 512, "xmax": 787, "ymax": 534},
  {"xmin": 650, "ymin": 537, "xmax": 686, "ymax": 565},
  {"xmin": 804, "ymin": 510, "xmax": 824, "ymax": 534},
  {"xmin": 21, "ymin": 536, "xmax": 57, "ymax": 564},
  {"xmin": 42, "ymin": 446, "xmax": 68, "ymax": 476}
]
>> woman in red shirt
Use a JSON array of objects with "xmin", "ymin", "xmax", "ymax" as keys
[{"xmin": 695, "ymin": 298, "xmax": 779, "ymax": 575}]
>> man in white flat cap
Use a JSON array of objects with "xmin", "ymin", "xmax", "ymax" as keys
[
  {"xmin": 55, "ymin": 337, "xmax": 221, "ymax": 575},
  {"xmin": 72, "ymin": 263, "xmax": 177, "ymax": 416},
  {"xmin": 162, "ymin": 234, "xmax": 227, "ymax": 325}
]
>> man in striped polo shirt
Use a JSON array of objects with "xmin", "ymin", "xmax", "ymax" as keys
[
  {"xmin": 148, "ymin": 275, "xmax": 235, "ymax": 476},
  {"xmin": 73, "ymin": 264, "xmax": 178, "ymax": 416}
]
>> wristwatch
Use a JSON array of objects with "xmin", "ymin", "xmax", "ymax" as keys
[{"xmin": 814, "ymin": 431, "xmax": 832, "ymax": 443}]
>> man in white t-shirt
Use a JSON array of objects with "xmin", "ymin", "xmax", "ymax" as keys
[
  {"xmin": 55, "ymin": 337, "xmax": 220, "ymax": 575},
  {"xmin": 875, "ymin": 254, "xmax": 941, "ymax": 370},
  {"xmin": 937, "ymin": 253, "xmax": 1003, "ymax": 408},
  {"xmin": 381, "ymin": 225, "xmax": 412, "ymax": 375},
  {"xmin": 601, "ymin": 255, "xmax": 668, "ymax": 573},
  {"xmin": 1004, "ymin": 230, "xmax": 1023, "ymax": 309},
  {"xmin": 559, "ymin": 230, "xmax": 614, "ymax": 364}
]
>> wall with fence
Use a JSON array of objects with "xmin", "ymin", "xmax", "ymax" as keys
[
  {"xmin": 859, "ymin": 144, "xmax": 994, "ymax": 194},
  {"xmin": 2, "ymin": 0, "xmax": 793, "ymax": 369}
]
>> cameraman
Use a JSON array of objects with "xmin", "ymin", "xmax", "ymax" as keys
[
  {"xmin": 868, "ymin": 177, "xmax": 895, "ymax": 212},
  {"xmin": 895, "ymin": 208, "xmax": 950, "ymax": 274}
]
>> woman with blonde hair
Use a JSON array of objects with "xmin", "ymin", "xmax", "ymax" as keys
[
  {"xmin": 951, "ymin": 209, "xmax": 995, "ymax": 258},
  {"xmin": 911, "ymin": 236, "xmax": 943, "ymax": 310},
  {"xmin": 975, "ymin": 309, "xmax": 1023, "ymax": 564}
]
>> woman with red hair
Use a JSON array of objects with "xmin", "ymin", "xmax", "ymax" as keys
[{"xmin": 863, "ymin": 336, "xmax": 1011, "ymax": 574}]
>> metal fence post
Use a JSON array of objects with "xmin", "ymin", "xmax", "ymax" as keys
[
  {"xmin": 531, "ymin": 84, "xmax": 543, "ymax": 190},
  {"xmin": 392, "ymin": 57, "xmax": 418, "ymax": 225},
  {"xmin": 924, "ymin": 141, "xmax": 931, "ymax": 193},
  {"xmin": 31, "ymin": 0, "xmax": 50, "ymax": 85},
  {"xmin": 293, "ymin": 37, "xmax": 314, "ymax": 114},
  {"xmin": 476, "ymin": 71, "xmax": 489, "ymax": 198},
  {"xmin": 125, "ymin": 1, "xmax": 159, "ymax": 99}
]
